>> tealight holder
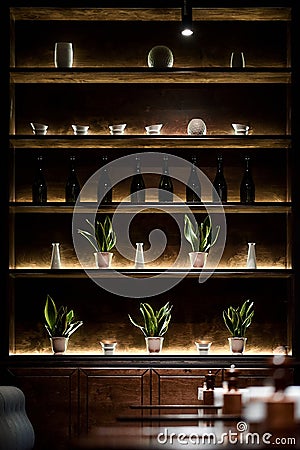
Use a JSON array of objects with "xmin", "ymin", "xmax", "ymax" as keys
[
  {"xmin": 72, "ymin": 124, "xmax": 89, "ymax": 135},
  {"xmin": 145, "ymin": 124, "xmax": 163, "ymax": 135},
  {"xmin": 195, "ymin": 340, "xmax": 212, "ymax": 355},
  {"xmin": 109, "ymin": 124, "xmax": 127, "ymax": 135},
  {"xmin": 100, "ymin": 340, "xmax": 117, "ymax": 355},
  {"xmin": 30, "ymin": 122, "xmax": 48, "ymax": 135}
]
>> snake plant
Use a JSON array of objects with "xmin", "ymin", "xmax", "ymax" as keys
[
  {"xmin": 78, "ymin": 215, "xmax": 116, "ymax": 252},
  {"xmin": 128, "ymin": 301, "xmax": 173, "ymax": 337},
  {"xmin": 184, "ymin": 214, "xmax": 220, "ymax": 253},
  {"xmin": 222, "ymin": 299, "xmax": 254, "ymax": 337},
  {"xmin": 44, "ymin": 295, "xmax": 83, "ymax": 338}
]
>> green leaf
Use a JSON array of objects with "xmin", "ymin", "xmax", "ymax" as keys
[
  {"xmin": 44, "ymin": 295, "xmax": 57, "ymax": 330},
  {"xmin": 128, "ymin": 314, "xmax": 147, "ymax": 337},
  {"xmin": 44, "ymin": 296, "xmax": 83, "ymax": 338},
  {"xmin": 78, "ymin": 216, "xmax": 116, "ymax": 253},
  {"xmin": 184, "ymin": 214, "xmax": 220, "ymax": 253},
  {"xmin": 184, "ymin": 215, "xmax": 200, "ymax": 252},
  {"xmin": 222, "ymin": 299, "xmax": 254, "ymax": 337},
  {"xmin": 129, "ymin": 302, "xmax": 173, "ymax": 337}
]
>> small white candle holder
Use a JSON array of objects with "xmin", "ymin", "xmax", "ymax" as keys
[
  {"xmin": 195, "ymin": 340, "xmax": 212, "ymax": 355},
  {"xmin": 100, "ymin": 340, "xmax": 117, "ymax": 355}
]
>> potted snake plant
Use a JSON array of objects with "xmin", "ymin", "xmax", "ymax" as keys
[
  {"xmin": 128, "ymin": 301, "xmax": 173, "ymax": 353},
  {"xmin": 184, "ymin": 214, "xmax": 220, "ymax": 268},
  {"xmin": 222, "ymin": 299, "xmax": 254, "ymax": 354},
  {"xmin": 77, "ymin": 215, "xmax": 116, "ymax": 268},
  {"xmin": 44, "ymin": 295, "xmax": 83, "ymax": 354}
]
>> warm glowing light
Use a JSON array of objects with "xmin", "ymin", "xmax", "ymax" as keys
[
  {"xmin": 181, "ymin": 28, "xmax": 193, "ymax": 37},
  {"xmin": 11, "ymin": 346, "xmax": 291, "ymax": 357}
]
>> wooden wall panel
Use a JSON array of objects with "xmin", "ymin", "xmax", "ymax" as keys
[
  {"xmin": 78, "ymin": 368, "xmax": 151, "ymax": 434},
  {"xmin": 6, "ymin": 367, "xmax": 78, "ymax": 450},
  {"xmin": 152, "ymin": 368, "xmax": 223, "ymax": 404}
]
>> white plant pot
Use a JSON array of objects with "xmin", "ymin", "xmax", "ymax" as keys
[
  {"xmin": 50, "ymin": 337, "xmax": 69, "ymax": 355},
  {"xmin": 228, "ymin": 337, "xmax": 247, "ymax": 355},
  {"xmin": 145, "ymin": 337, "xmax": 164, "ymax": 354},
  {"xmin": 94, "ymin": 251, "xmax": 113, "ymax": 268},
  {"xmin": 189, "ymin": 251, "xmax": 208, "ymax": 268}
]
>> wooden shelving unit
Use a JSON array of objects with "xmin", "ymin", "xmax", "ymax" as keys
[{"xmin": 2, "ymin": 2, "xmax": 298, "ymax": 448}]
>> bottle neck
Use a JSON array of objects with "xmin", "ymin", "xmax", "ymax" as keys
[
  {"xmin": 135, "ymin": 159, "xmax": 141, "ymax": 174},
  {"xmin": 244, "ymin": 158, "xmax": 251, "ymax": 172},
  {"xmin": 69, "ymin": 157, "xmax": 76, "ymax": 173},
  {"xmin": 217, "ymin": 158, "xmax": 223, "ymax": 173},
  {"xmin": 36, "ymin": 157, "xmax": 43, "ymax": 171},
  {"xmin": 163, "ymin": 158, "xmax": 169, "ymax": 175}
]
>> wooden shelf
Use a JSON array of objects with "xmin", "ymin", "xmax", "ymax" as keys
[
  {"xmin": 9, "ymin": 202, "xmax": 292, "ymax": 214},
  {"xmin": 9, "ymin": 135, "xmax": 291, "ymax": 149},
  {"xmin": 9, "ymin": 268, "xmax": 293, "ymax": 279},
  {"xmin": 10, "ymin": 68, "xmax": 291, "ymax": 84},
  {"xmin": 10, "ymin": 7, "xmax": 291, "ymax": 22}
]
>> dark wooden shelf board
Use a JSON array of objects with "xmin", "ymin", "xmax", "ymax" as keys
[
  {"xmin": 9, "ymin": 202, "xmax": 292, "ymax": 214},
  {"xmin": 10, "ymin": 7, "xmax": 291, "ymax": 22},
  {"xmin": 8, "ymin": 268, "xmax": 293, "ymax": 279},
  {"xmin": 9, "ymin": 135, "xmax": 292, "ymax": 149},
  {"xmin": 10, "ymin": 69, "xmax": 291, "ymax": 84}
]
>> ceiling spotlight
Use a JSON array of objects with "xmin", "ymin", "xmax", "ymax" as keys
[{"xmin": 181, "ymin": 0, "xmax": 193, "ymax": 36}]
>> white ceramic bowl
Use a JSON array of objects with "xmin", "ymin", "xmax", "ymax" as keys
[
  {"xmin": 145, "ymin": 124, "xmax": 163, "ymax": 135},
  {"xmin": 72, "ymin": 124, "xmax": 89, "ymax": 135},
  {"xmin": 109, "ymin": 123, "xmax": 127, "ymax": 135},
  {"xmin": 232, "ymin": 123, "xmax": 250, "ymax": 135},
  {"xmin": 30, "ymin": 122, "xmax": 48, "ymax": 135}
]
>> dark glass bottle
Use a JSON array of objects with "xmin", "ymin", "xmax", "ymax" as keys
[
  {"xmin": 32, "ymin": 155, "xmax": 47, "ymax": 204},
  {"xmin": 159, "ymin": 155, "xmax": 173, "ymax": 202},
  {"xmin": 130, "ymin": 156, "xmax": 145, "ymax": 203},
  {"xmin": 240, "ymin": 156, "xmax": 255, "ymax": 204},
  {"xmin": 212, "ymin": 155, "xmax": 227, "ymax": 203},
  {"xmin": 65, "ymin": 155, "xmax": 81, "ymax": 204},
  {"xmin": 97, "ymin": 155, "xmax": 112, "ymax": 204},
  {"xmin": 186, "ymin": 156, "xmax": 201, "ymax": 203}
]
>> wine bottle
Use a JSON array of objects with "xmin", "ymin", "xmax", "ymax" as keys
[
  {"xmin": 186, "ymin": 156, "xmax": 201, "ymax": 203},
  {"xmin": 158, "ymin": 155, "xmax": 173, "ymax": 202},
  {"xmin": 240, "ymin": 156, "xmax": 255, "ymax": 204},
  {"xmin": 130, "ymin": 156, "xmax": 145, "ymax": 203},
  {"xmin": 65, "ymin": 155, "xmax": 81, "ymax": 204},
  {"xmin": 97, "ymin": 155, "xmax": 112, "ymax": 204},
  {"xmin": 212, "ymin": 155, "xmax": 227, "ymax": 203},
  {"xmin": 32, "ymin": 155, "xmax": 47, "ymax": 204}
]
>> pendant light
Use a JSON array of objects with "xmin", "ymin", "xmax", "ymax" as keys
[{"xmin": 181, "ymin": 0, "xmax": 193, "ymax": 36}]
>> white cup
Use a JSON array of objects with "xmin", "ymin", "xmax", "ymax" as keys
[
  {"xmin": 145, "ymin": 124, "xmax": 163, "ymax": 135},
  {"xmin": 30, "ymin": 122, "xmax": 48, "ymax": 135},
  {"xmin": 72, "ymin": 125, "xmax": 89, "ymax": 135},
  {"xmin": 54, "ymin": 42, "xmax": 73, "ymax": 68},
  {"xmin": 109, "ymin": 124, "xmax": 127, "ymax": 135},
  {"xmin": 232, "ymin": 123, "xmax": 250, "ymax": 135}
]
